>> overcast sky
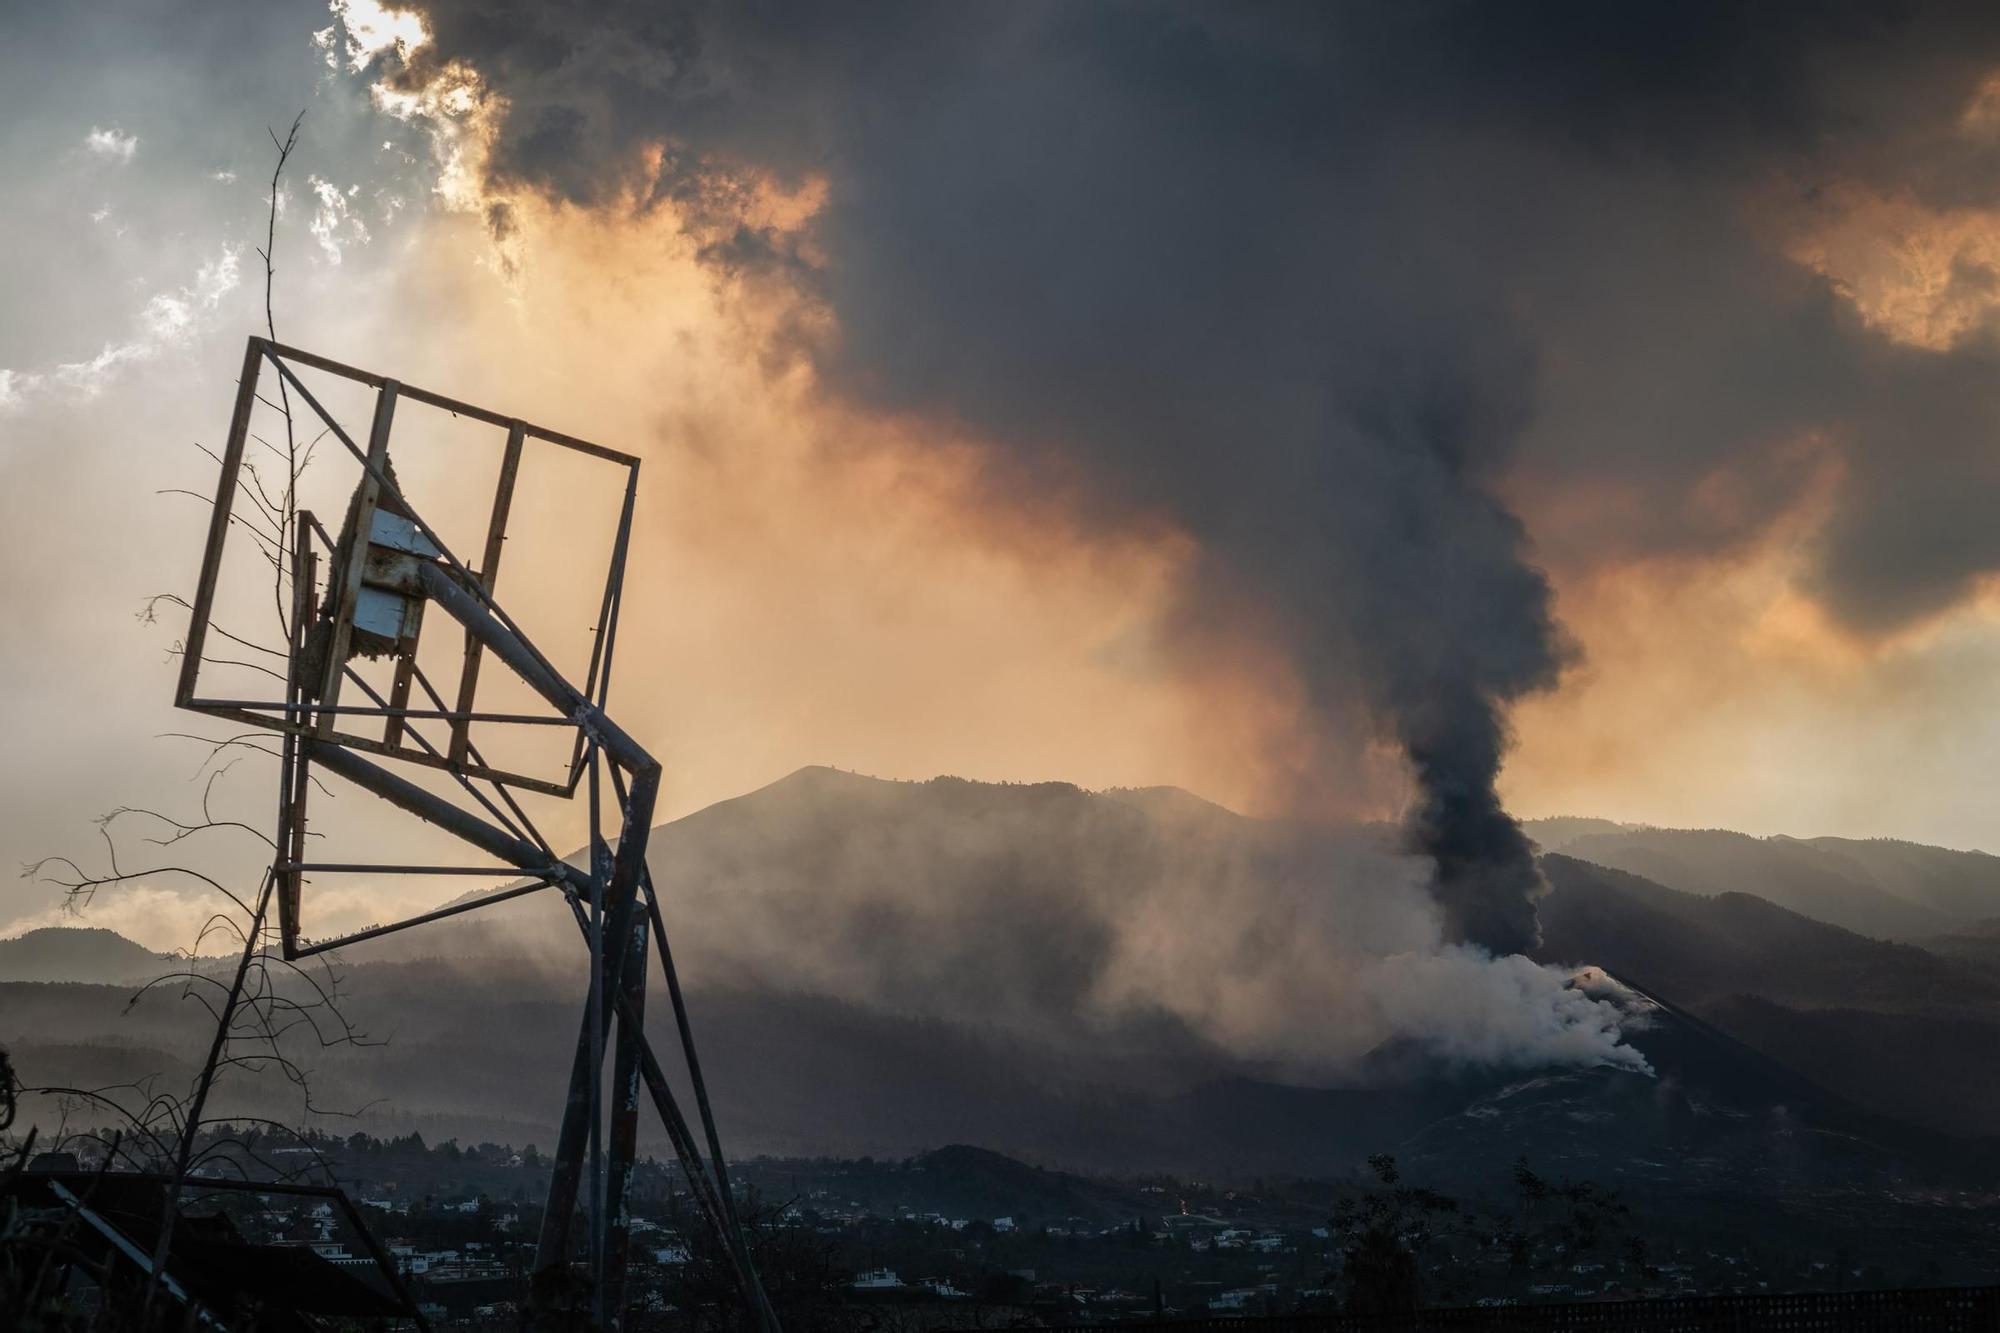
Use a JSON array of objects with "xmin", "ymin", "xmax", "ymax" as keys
[{"xmin": 8, "ymin": 1, "xmax": 2000, "ymax": 950}]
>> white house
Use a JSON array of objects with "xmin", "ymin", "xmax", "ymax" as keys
[{"xmin": 851, "ymin": 1269, "xmax": 905, "ymax": 1290}]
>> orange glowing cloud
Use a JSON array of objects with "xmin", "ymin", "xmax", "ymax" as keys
[
  {"xmin": 295, "ymin": 20, "xmax": 1407, "ymax": 826},
  {"xmin": 1783, "ymin": 182, "xmax": 2000, "ymax": 351},
  {"xmin": 329, "ymin": 171, "xmax": 1344, "ymax": 829},
  {"xmin": 1502, "ymin": 478, "xmax": 2000, "ymax": 849},
  {"xmin": 1777, "ymin": 72, "xmax": 2000, "ymax": 352}
]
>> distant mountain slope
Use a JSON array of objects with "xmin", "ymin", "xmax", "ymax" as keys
[
  {"xmin": 1534, "ymin": 824, "xmax": 2000, "ymax": 940},
  {"xmin": 1697, "ymin": 995, "xmax": 2000, "ymax": 1142},
  {"xmin": 1916, "ymin": 917, "xmax": 2000, "ymax": 969},
  {"xmin": 1535, "ymin": 855, "xmax": 2000, "ymax": 1017},
  {"xmin": 900, "ymin": 1144, "xmax": 1140, "ymax": 1224},
  {"xmin": 1400, "ymin": 986, "xmax": 1967, "ymax": 1189},
  {"xmin": 1520, "ymin": 816, "xmax": 1633, "ymax": 851},
  {"xmin": 0, "ymin": 927, "xmax": 176, "ymax": 984},
  {"xmin": 1799, "ymin": 836, "xmax": 2000, "ymax": 921},
  {"xmin": 1536, "ymin": 854, "xmax": 2000, "ymax": 1138}
]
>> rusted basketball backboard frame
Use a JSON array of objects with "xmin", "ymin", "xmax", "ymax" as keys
[
  {"xmin": 176, "ymin": 337, "xmax": 636, "ymax": 799},
  {"xmin": 175, "ymin": 336, "xmax": 641, "ymax": 958},
  {"xmin": 172, "ymin": 336, "xmax": 778, "ymax": 1329}
]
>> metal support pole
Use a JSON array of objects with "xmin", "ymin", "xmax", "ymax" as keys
[
  {"xmin": 643, "ymin": 869, "xmax": 782, "ymax": 1333},
  {"xmin": 587, "ymin": 749, "xmax": 609, "ymax": 1326},
  {"xmin": 554, "ymin": 893, "xmax": 747, "ymax": 1301},
  {"xmin": 607, "ymin": 761, "xmax": 779, "ymax": 1331},
  {"xmin": 604, "ymin": 912, "xmax": 649, "ymax": 1326},
  {"xmin": 532, "ymin": 761, "xmax": 661, "ymax": 1280}
]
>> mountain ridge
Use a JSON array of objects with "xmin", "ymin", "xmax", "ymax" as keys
[
  {"xmin": 1525, "ymin": 818, "xmax": 2000, "ymax": 940},
  {"xmin": 0, "ymin": 926, "xmax": 179, "ymax": 985},
  {"xmin": 13, "ymin": 771, "xmax": 2000, "ymax": 1168}
]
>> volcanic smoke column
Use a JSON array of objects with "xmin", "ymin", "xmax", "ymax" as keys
[
  {"xmin": 1401, "ymin": 688, "xmax": 1552, "ymax": 958},
  {"xmin": 1205, "ymin": 381, "xmax": 1569, "ymax": 960}
]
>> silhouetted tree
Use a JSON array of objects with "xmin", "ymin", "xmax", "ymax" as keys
[
  {"xmin": 1330, "ymin": 1154, "xmax": 1460, "ymax": 1315},
  {"xmin": 1500, "ymin": 1156, "xmax": 1653, "ymax": 1289}
]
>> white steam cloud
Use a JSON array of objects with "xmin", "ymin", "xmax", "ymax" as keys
[{"xmin": 632, "ymin": 772, "xmax": 1648, "ymax": 1082}]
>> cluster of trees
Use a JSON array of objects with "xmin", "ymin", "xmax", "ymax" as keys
[
  {"xmin": 1332, "ymin": 1154, "xmax": 1651, "ymax": 1314},
  {"xmin": 335, "ymin": 1129, "xmax": 542, "ymax": 1167}
]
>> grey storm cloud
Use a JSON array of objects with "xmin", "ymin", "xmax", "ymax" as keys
[{"xmin": 389, "ymin": 0, "xmax": 2000, "ymax": 953}]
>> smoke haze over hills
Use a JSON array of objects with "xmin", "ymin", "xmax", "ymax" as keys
[
  {"xmin": 453, "ymin": 768, "xmax": 1648, "ymax": 1078},
  {"xmin": 13, "ymin": 769, "xmax": 2000, "ymax": 1184}
]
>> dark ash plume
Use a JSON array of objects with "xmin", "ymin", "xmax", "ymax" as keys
[
  {"xmin": 381, "ymin": 0, "xmax": 2000, "ymax": 953},
  {"xmin": 1403, "ymin": 694, "xmax": 1546, "ymax": 957}
]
